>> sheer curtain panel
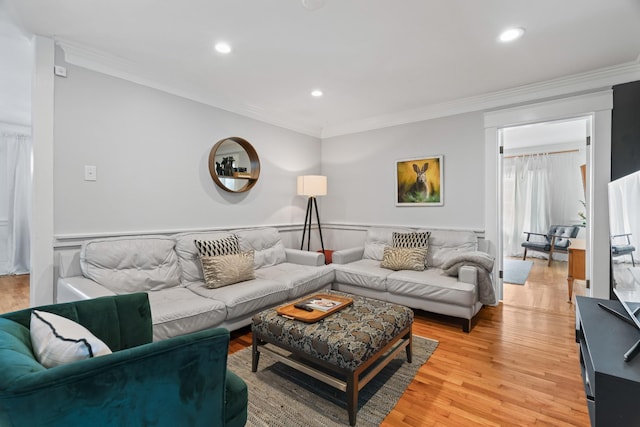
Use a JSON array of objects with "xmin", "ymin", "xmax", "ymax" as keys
[
  {"xmin": 2, "ymin": 131, "xmax": 31, "ymax": 275},
  {"xmin": 503, "ymin": 151, "xmax": 584, "ymax": 258}
]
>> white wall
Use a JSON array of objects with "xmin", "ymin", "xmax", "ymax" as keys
[
  {"xmin": 53, "ymin": 49, "xmax": 321, "ymax": 239},
  {"xmin": 31, "ymin": 36, "xmax": 55, "ymax": 305},
  {"xmin": 321, "ymin": 112, "xmax": 485, "ymax": 234}
]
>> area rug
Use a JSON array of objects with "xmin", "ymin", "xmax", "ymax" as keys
[
  {"xmin": 227, "ymin": 335, "xmax": 438, "ymax": 427},
  {"xmin": 503, "ymin": 259, "xmax": 534, "ymax": 285}
]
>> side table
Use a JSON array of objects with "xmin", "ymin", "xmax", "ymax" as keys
[{"xmin": 567, "ymin": 238, "xmax": 586, "ymax": 302}]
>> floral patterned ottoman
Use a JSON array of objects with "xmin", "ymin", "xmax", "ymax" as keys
[{"xmin": 251, "ymin": 291, "xmax": 414, "ymax": 426}]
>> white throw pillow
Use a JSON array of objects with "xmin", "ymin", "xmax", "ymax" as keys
[{"xmin": 30, "ymin": 310, "xmax": 112, "ymax": 368}]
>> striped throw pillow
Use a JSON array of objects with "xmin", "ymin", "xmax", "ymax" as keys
[
  {"xmin": 392, "ymin": 231, "xmax": 430, "ymax": 248},
  {"xmin": 380, "ymin": 246, "xmax": 428, "ymax": 271},
  {"xmin": 194, "ymin": 235, "xmax": 239, "ymax": 257}
]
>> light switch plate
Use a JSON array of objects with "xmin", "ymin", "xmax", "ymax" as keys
[
  {"xmin": 84, "ymin": 165, "xmax": 97, "ymax": 181},
  {"xmin": 54, "ymin": 65, "xmax": 67, "ymax": 77}
]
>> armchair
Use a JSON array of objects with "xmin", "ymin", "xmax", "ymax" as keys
[
  {"xmin": 521, "ymin": 225, "xmax": 580, "ymax": 266},
  {"xmin": 0, "ymin": 293, "xmax": 247, "ymax": 427},
  {"xmin": 611, "ymin": 233, "xmax": 636, "ymax": 266}
]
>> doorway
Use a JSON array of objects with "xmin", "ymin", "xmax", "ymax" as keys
[
  {"xmin": 484, "ymin": 90, "xmax": 613, "ymax": 303},
  {"xmin": 500, "ymin": 118, "xmax": 590, "ymax": 312}
]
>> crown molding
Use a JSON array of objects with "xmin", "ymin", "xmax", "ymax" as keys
[
  {"xmin": 321, "ymin": 60, "xmax": 640, "ymax": 138},
  {"xmin": 56, "ymin": 39, "xmax": 640, "ymax": 140},
  {"xmin": 57, "ymin": 39, "xmax": 323, "ymax": 138}
]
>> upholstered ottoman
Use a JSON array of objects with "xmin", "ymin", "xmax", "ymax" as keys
[{"xmin": 251, "ymin": 291, "xmax": 414, "ymax": 426}]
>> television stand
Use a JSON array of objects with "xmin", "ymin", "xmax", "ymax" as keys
[
  {"xmin": 575, "ymin": 296, "xmax": 640, "ymax": 427},
  {"xmin": 576, "ymin": 296, "xmax": 640, "ymax": 426},
  {"xmin": 597, "ymin": 302, "xmax": 640, "ymax": 362}
]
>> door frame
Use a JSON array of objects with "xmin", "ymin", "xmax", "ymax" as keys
[{"xmin": 484, "ymin": 90, "xmax": 613, "ymax": 301}]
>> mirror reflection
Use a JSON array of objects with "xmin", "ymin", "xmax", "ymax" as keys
[
  {"xmin": 214, "ymin": 139, "xmax": 251, "ymax": 178},
  {"xmin": 208, "ymin": 137, "xmax": 260, "ymax": 193}
]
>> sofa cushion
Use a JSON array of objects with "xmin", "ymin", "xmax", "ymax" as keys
[
  {"xmin": 30, "ymin": 310, "xmax": 112, "ymax": 368},
  {"xmin": 386, "ymin": 269, "xmax": 477, "ymax": 306},
  {"xmin": 145, "ymin": 288, "xmax": 227, "ymax": 341},
  {"xmin": 233, "ymin": 228, "xmax": 286, "ymax": 269},
  {"xmin": 174, "ymin": 231, "xmax": 235, "ymax": 286},
  {"xmin": 200, "ymin": 251, "xmax": 256, "ymax": 289},
  {"xmin": 422, "ymin": 229, "xmax": 478, "ymax": 268},
  {"xmin": 363, "ymin": 227, "xmax": 413, "ymax": 261},
  {"xmin": 381, "ymin": 247, "xmax": 427, "ymax": 271},
  {"xmin": 194, "ymin": 235, "xmax": 240, "ymax": 257},
  {"xmin": 255, "ymin": 263, "xmax": 334, "ymax": 299},
  {"xmin": 80, "ymin": 236, "xmax": 181, "ymax": 293},
  {"xmin": 333, "ymin": 259, "xmax": 393, "ymax": 292},
  {"xmin": 188, "ymin": 279, "xmax": 289, "ymax": 321}
]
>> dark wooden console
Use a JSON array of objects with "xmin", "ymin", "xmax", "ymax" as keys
[{"xmin": 576, "ymin": 296, "xmax": 640, "ymax": 426}]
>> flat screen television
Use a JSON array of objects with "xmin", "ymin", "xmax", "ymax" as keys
[{"xmin": 608, "ymin": 169, "xmax": 640, "ymax": 362}]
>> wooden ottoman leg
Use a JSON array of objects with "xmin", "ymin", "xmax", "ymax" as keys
[
  {"xmin": 406, "ymin": 330, "xmax": 413, "ymax": 364},
  {"xmin": 251, "ymin": 333, "xmax": 260, "ymax": 372},
  {"xmin": 346, "ymin": 372, "xmax": 358, "ymax": 426}
]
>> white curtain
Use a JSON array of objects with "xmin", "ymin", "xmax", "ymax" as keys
[
  {"xmin": 2, "ymin": 131, "xmax": 31, "ymax": 274},
  {"xmin": 503, "ymin": 151, "xmax": 585, "ymax": 258}
]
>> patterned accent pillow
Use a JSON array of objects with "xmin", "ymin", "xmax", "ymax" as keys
[
  {"xmin": 30, "ymin": 310, "xmax": 112, "ymax": 368},
  {"xmin": 380, "ymin": 246, "xmax": 427, "ymax": 271},
  {"xmin": 392, "ymin": 231, "xmax": 430, "ymax": 267},
  {"xmin": 392, "ymin": 231, "xmax": 430, "ymax": 248},
  {"xmin": 194, "ymin": 235, "xmax": 239, "ymax": 257},
  {"xmin": 200, "ymin": 251, "xmax": 255, "ymax": 288}
]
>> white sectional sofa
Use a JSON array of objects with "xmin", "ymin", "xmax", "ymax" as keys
[
  {"xmin": 331, "ymin": 228, "xmax": 496, "ymax": 332},
  {"xmin": 57, "ymin": 227, "xmax": 334, "ymax": 340}
]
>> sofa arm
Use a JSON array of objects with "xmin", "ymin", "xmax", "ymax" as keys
[
  {"xmin": 56, "ymin": 276, "xmax": 116, "ymax": 303},
  {"xmin": 458, "ymin": 265, "xmax": 478, "ymax": 285},
  {"xmin": 1, "ymin": 328, "xmax": 241, "ymax": 427},
  {"xmin": 332, "ymin": 247, "xmax": 365, "ymax": 264},
  {"xmin": 285, "ymin": 248, "xmax": 325, "ymax": 266},
  {"xmin": 225, "ymin": 369, "xmax": 249, "ymax": 427}
]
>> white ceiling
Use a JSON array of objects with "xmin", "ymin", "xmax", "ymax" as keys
[{"xmin": 3, "ymin": 0, "xmax": 640, "ymax": 137}]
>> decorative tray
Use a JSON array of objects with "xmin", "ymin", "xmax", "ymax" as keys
[{"xmin": 277, "ymin": 293, "xmax": 353, "ymax": 323}]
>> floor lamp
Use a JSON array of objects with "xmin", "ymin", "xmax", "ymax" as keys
[{"xmin": 297, "ymin": 175, "xmax": 326, "ymax": 254}]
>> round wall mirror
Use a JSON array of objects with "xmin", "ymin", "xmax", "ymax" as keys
[{"xmin": 208, "ymin": 136, "xmax": 260, "ymax": 193}]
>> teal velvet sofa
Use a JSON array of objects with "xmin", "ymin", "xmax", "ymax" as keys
[{"xmin": 0, "ymin": 293, "xmax": 247, "ymax": 427}]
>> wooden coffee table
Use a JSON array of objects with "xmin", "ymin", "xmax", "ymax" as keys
[{"xmin": 251, "ymin": 292, "xmax": 414, "ymax": 426}]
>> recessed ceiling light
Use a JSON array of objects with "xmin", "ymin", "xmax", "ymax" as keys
[
  {"xmin": 499, "ymin": 27, "xmax": 525, "ymax": 43},
  {"xmin": 214, "ymin": 42, "xmax": 232, "ymax": 54},
  {"xmin": 311, "ymin": 89, "xmax": 323, "ymax": 97}
]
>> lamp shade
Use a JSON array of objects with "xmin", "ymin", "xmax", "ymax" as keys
[{"xmin": 297, "ymin": 175, "xmax": 327, "ymax": 197}]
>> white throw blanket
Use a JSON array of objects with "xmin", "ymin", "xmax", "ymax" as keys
[{"xmin": 440, "ymin": 251, "xmax": 497, "ymax": 305}]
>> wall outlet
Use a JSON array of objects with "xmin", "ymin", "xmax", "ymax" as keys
[{"xmin": 84, "ymin": 165, "xmax": 97, "ymax": 181}]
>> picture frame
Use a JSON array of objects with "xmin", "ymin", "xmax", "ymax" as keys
[{"xmin": 395, "ymin": 155, "xmax": 443, "ymax": 206}]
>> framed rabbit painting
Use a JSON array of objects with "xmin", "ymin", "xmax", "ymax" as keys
[{"xmin": 395, "ymin": 155, "xmax": 443, "ymax": 206}]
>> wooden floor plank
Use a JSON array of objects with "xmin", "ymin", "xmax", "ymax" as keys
[{"xmin": 0, "ymin": 258, "xmax": 589, "ymax": 426}]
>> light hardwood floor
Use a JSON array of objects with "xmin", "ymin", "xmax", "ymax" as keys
[{"xmin": 1, "ymin": 262, "xmax": 590, "ymax": 426}]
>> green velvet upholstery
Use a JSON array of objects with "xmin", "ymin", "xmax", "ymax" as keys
[{"xmin": 0, "ymin": 293, "xmax": 248, "ymax": 427}]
